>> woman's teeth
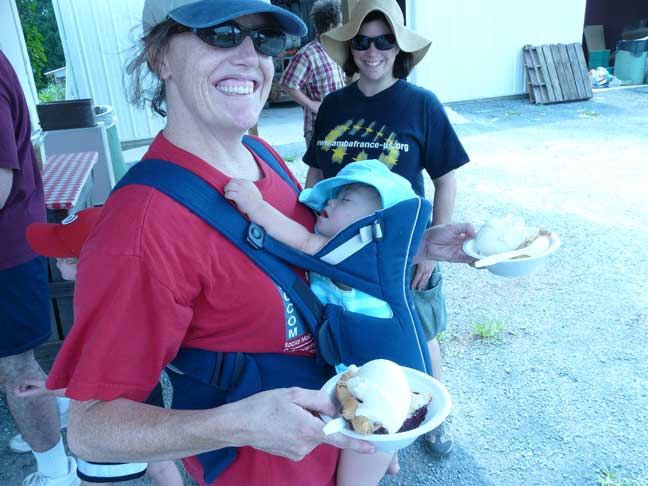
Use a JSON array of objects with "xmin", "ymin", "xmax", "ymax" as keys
[{"xmin": 216, "ymin": 84, "xmax": 254, "ymax": 95}]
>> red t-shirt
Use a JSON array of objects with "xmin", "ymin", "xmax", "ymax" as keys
[{"xmin": 47, "ymin": 133, "xmax": 337, "ymax": 485}]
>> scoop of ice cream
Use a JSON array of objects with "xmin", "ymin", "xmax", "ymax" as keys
[
  {"xmin": 345, "ymin": 359, "xmax": 411, "ymax": 434},
  {"xmin": 475, "ymin": 214, "xmax": 529, "ymax": 256}
]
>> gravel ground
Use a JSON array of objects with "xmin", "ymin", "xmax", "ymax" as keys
[
  {"xmin": 376, "ymin": 87, "xmax": 648, "ymax": 486},
  {"xmin": 2, "ymin": 87, "xmax": 646, "ymax": 485}
]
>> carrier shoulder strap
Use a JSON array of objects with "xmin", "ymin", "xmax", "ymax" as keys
[
  {"xmin": 243, "ymin": 135, "xmax": 301, "ymax": 193},
  {"xmin": 112, "ymin": 138, "xmax": 323, "ymax": 335}
]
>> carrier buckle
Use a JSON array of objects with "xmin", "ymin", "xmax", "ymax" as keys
[
  {"xmin": 372, "ymin": 220, "xmax": 384, "ymax": 240},
  {"xmin": 247, "ymin": 223, "xmax": 265, "ymax": 249}
]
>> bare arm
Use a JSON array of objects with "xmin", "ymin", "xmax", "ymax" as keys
[
  {"xmin": 224, "ymin": 178, "xmax": 329, "ymax": 255},
  {"xmin": 411, "ymin": 170, "xmax": 457, "ymax": 289},
  {"xmin": 282, "ymin": 86, "xmax": 321, "ymax": 116},
  {"xmin": 0, "ymin": 168, "xmax": 13, "ymax": 209},
  {"xmin": 68, "ymin": 388, "xmax": 374, "ymax": 463},
  {"xmin": 305, "ymin": 167, "xmax": 324, "ymax": 189},
  {"xmin": 431, "ymin": 170, "xmax": 457, "ymax": 226}
]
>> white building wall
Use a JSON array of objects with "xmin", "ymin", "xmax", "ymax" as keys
[
  {"xmin": 0, "ymin": 0, "xmax": 40, "ymax": 128},
  {"xmin": 46, "ymin": 0, "xmax": 589, "ymax": 142},
  {"xmin": 409, "ymin": 0, "xmax": 588, "ymax": 102},
  {"xmin": 53, "ymin": 0, "xmax": 164, "ymax": 143}
]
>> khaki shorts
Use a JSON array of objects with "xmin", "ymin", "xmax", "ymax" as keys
[{"xmin": 411, "ymin": 263, "xmax": 448, "ymax": 341}]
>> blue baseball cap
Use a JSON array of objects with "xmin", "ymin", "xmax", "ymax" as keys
[
  {"xmin": 143, "ymin": 0, "xmax": 307, "ymax": 36},
  {"xmin": 299, "ymin": 160, "xmax": 418, "ymax": 212}
]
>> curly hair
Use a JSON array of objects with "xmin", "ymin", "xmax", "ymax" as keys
[
  {"xmin": 125, "ymin": 20, "xmax": 178, "ymax": 117},
  {"xmin": 311, "ymin": 0, "xmax": 342, "ymax": 35}
]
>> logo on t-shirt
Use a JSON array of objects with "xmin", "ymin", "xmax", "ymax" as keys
[
  {"xmin": 276, "ymin": 285, "xmax": 316, "ymax": 353},
  {"xmin": 315, "ymin": 119, "xmax": 410, "ymax": 168}
]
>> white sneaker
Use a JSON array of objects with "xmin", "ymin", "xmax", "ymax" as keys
[
  {"xmin": 9, "ymin": 398, "xmax": 69, "ymax": 453},
  {"xmin": 9, "ymin": 433, "xmax": 32, "ymax": 453},
  {"xmin": 23, "ymin": 456, "xmax": 80, "ymax": 486}
]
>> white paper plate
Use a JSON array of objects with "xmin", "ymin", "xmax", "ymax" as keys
[
  {"xmin": 464, "ymin": 229, "xmax": 561, "ymax": 277},
  {"xmin": 320, "ymin": 366, "xmax": 451, "ymax": 452}
]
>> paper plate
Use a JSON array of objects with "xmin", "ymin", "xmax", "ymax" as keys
[
  {"xmin": 464, "ymin": 229, "xmax": 561, "ymax": 277},
  {"xmin": 320, "ymin": 366, "xmax": 451, "ymax": 453}
]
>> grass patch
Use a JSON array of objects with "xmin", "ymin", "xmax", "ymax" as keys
[
  {"xmin": 595, "ymin": 465, "xmax": 636, "ymax": 486},
  {"xmin": 283, "ymin": 153, "xmax": 298, "ymax": 162},
  {"xmin": 578, "ymin": 109, "xmax": 600, "ymax": 118},
  {"xmin": 472, "ymin": 319, "xmax": 505, "ymax": 340}
]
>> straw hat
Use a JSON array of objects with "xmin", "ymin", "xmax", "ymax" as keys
[{"xmin": 321, "ymin": 0, "xmax": 431, "ymax": 68}]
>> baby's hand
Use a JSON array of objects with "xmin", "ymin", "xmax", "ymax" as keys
[{"xmin": 224, "ymin": 178, "xmax": 263, "ymax": 215}]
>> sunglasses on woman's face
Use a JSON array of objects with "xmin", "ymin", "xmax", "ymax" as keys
[
  {"xmin": 350, "ymin": 34, "xmax": 397, "ymax": 51},
  {"xmin": 178, "ymin": 22, "xmax": 286, "ymax": 57}
]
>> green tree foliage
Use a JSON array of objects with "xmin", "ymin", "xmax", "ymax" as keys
[{"xmin": 17, "ymin": 0, "xmax": 65, "ymax": 91}]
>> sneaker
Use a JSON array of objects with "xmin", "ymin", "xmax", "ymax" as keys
[
  {"xmin": 9, "ymin": 433, "xmax": 32, "ymax": 453},
  {"xmin": 23, "ymin": 456, "xmax": 80, "ymax": 486},
  {"xmin": 425, "ymin": 416, "xmax": 454, "ymax": 456},
  {"xmin": 9, "ymin": 398, "xmax": 69, "ymax": 454}
]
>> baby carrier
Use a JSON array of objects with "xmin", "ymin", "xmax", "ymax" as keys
[{"xmin": 113, "ymin": 136, "xmax": 432, "ymax": 482}]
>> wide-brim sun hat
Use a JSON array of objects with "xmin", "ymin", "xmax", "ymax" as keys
[
  {"xmin": 143, "ymin": 0, "xmax": 307, "ymax": 36},
  {"xmin": 299, "ymin": 160, "xmax": 418, "ymax": 212},
  {"xmin": 321, "ymin": 0, "xmax": 431, "ymax": 68}
]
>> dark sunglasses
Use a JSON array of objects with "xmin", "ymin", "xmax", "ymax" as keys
[
  {"xmin": 177, "ymin": 22, "xmax": 286, "ymax": 56},
  {"xmin": 351, "ymin": 34, "xmax": 397, "ymax": 51}
]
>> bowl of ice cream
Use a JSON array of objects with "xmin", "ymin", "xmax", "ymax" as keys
[
  {"xmin": 320, "ymin": 359, "xmax": 451, "ymax": 453},
  {"xmin": 463, "ymin": 214, "xmax": 561, "ymax": 277}
]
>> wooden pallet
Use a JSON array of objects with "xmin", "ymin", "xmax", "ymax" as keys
[{"xmin": 522, "ymin": 43, "xmax": 593, "ymax": 104}]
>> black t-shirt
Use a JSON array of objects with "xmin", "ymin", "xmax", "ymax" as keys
[{"xmin": 303, "ymin": 79, "xmax": 469, "ymax": 197}]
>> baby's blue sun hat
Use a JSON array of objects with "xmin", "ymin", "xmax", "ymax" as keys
[{"xmin": 299, "ymin": 160, "xmax": 418, "ymax": 212}]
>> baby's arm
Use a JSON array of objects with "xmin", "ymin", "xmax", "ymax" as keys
[
  {"xmin": 15, "ymin": 379, "xmax": 67, "ymax": 398},
  {"xmin": 224, "ymin": 178, "xmax": 329, "ymax": 254}
]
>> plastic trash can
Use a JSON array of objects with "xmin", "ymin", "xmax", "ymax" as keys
[
  {"xmin": 614, "ymin": 39, "xmax": 648, "ymax": 84},
  {"xmin": 95, "ymin": 105, "xmax": 128, "ymax": 182}
]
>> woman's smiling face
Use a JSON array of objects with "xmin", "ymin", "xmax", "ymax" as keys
[
  {"xmin": 351, "ymin": 18, "xmax": 400, "ymax": 87},
  {"xmin": 160, "ymin": 14, "xmax": 274, "ymax": 135}
]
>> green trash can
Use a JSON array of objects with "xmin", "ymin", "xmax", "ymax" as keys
[
  {"xmin": 614, "ymin": 39, "xmax": 648, "ymax": 85},
  {"xmin": 95, "ymin": 105, "xmax": 128, "ymax": 182}
]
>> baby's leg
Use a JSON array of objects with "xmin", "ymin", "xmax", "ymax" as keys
[
  {"xmin": 386, "ymin": 452, "xmax": 400, "ymax": 475},
  {"xmin": 336, "ymin": 449, "xmax": 394, "ymax": 486},
  {"xmin": 146, "ymin": 461, "xmax": 183, "ymax": 486}
]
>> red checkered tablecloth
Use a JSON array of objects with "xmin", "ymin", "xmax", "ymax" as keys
[{"xmin": 43, "ymin": 151, "xmax": 98, "ymax": 209}]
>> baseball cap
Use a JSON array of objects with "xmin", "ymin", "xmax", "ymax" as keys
[
  {"xmin": 26, "ymin": 207, "xmax": 103, "ymax": 258},
  {"xmin": 299, "ymin": 160, "xmax": 417, "ymax": 212},
  {"xmin": 142, "ymin": 0, "xmax": 307, "ymax": 36}
]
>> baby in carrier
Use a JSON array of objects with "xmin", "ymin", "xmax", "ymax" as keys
[{"xmin": 225, "ymin": 159, "xmax": 430, "ymax": 485}]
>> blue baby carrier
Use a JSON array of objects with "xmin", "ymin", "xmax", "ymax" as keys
[{"xmin": 113, "ymin": 136, "xmax": 432, "ymax": 482}]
